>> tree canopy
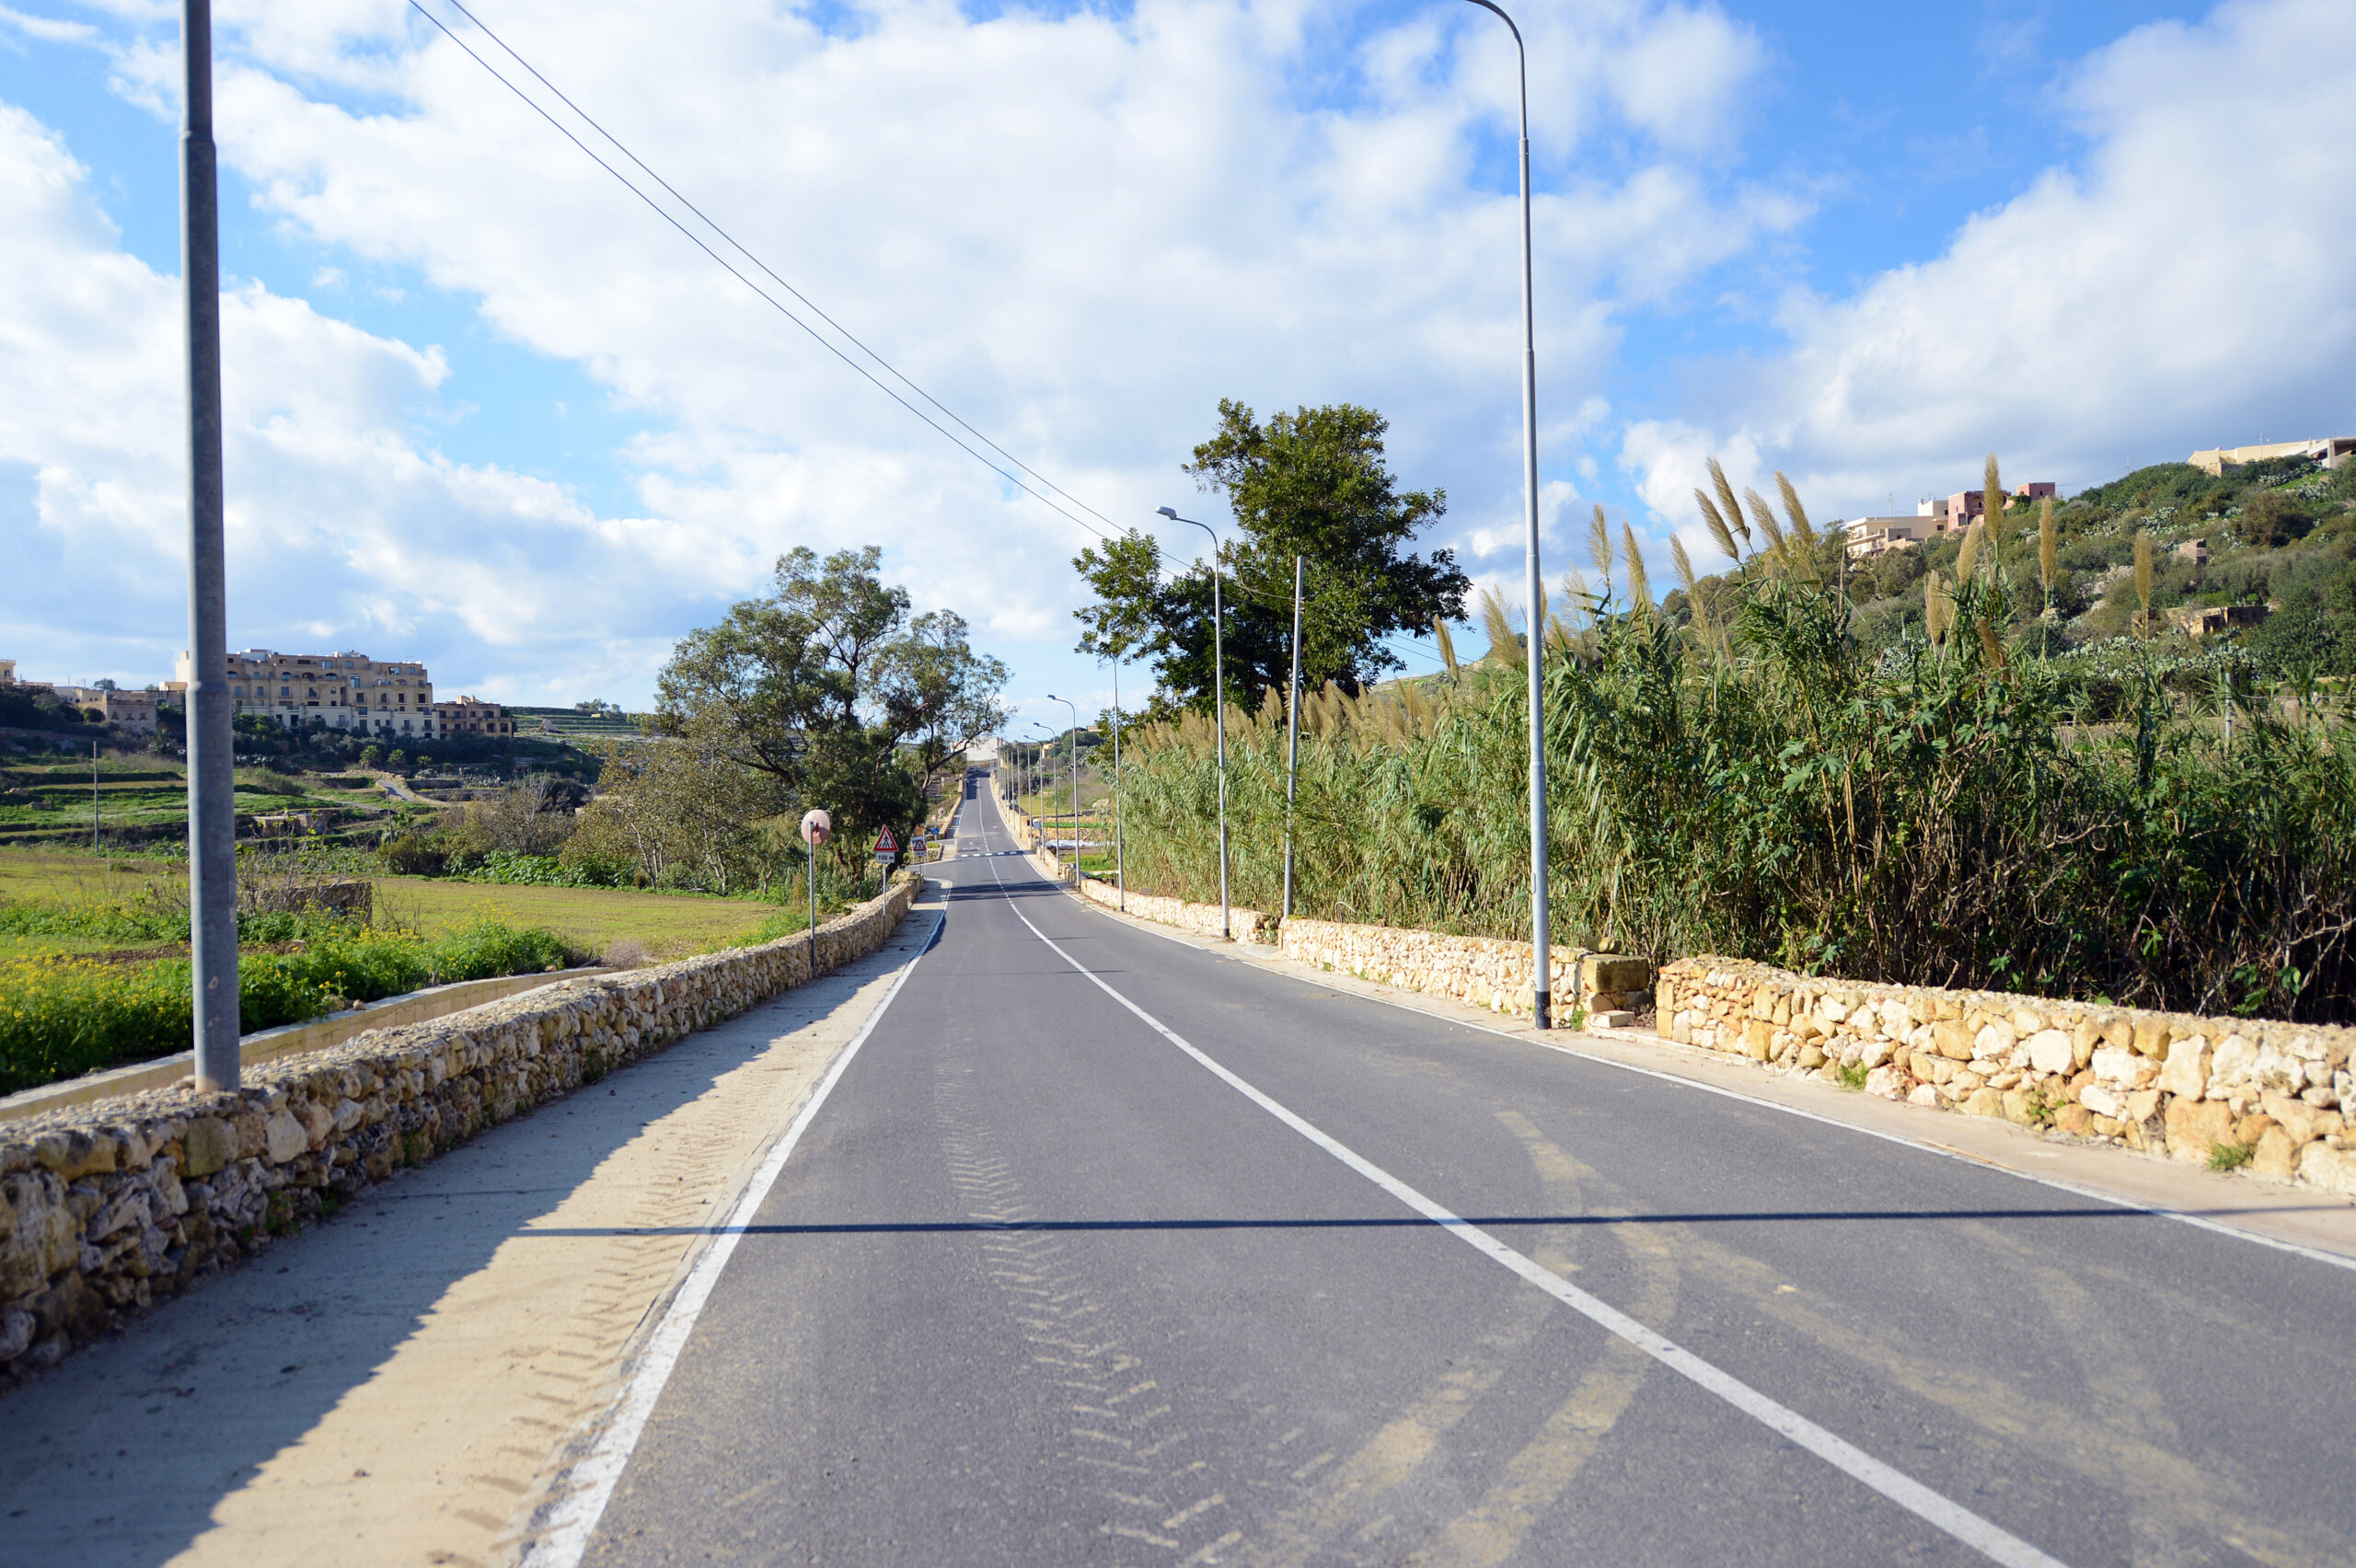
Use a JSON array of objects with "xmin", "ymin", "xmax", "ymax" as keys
[
  {"xmin": 653, "ymin": 546, "xmax": 1008, "ymax": 865},
  {"xmin": 1074, "ymin": 400, "xmax": 1468, "ymax": 718}
]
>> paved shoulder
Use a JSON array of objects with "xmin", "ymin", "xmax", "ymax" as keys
[{"xmin": 0, "ymin": 901, "xmax": 940, "ymax": 1568}]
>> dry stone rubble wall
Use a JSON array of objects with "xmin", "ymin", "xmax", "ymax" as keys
[
  {"xmin": 1074, "ymin": 878, "xmax": 1651, "ymax": 1019},
  {"xmin": 0, "ymin": 874, "xmax": 923, "ymax": 1389},
  {"xmin": 1658, "ymin": 958, "xmax": 2356, "ymax": 1198}
]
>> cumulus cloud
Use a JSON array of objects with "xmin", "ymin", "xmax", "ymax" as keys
[
  {"xmin": 1621, "ymin": 0, "xmax": 2356, "ymax": 536},
  {"xmin": 0, "ymin": 101, "xmax": 768, "ymax": 698},
  {"xmin": 5, "ymin": 0, "xmax": 1788, "ymax": 695}
]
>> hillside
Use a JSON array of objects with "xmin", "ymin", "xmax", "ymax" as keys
[{"xmin": 1666, "ymin": 453, "xmax": 2356, "ymax": 681}]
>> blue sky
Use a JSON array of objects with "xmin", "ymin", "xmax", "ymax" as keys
[{"xmin": 2, "ymin": 0, "xmax": 2348, "ymax": 727}]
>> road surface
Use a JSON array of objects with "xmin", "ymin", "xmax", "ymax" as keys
[{"xmin": 547, "ymin": 788, "xmax": 2356, "ymax": 1567}]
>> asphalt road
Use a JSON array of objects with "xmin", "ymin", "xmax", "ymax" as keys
[{"xmin": 568, "ymin": 788, "xmax": 2356, "ymax": 1567}]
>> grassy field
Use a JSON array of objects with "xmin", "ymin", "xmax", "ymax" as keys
[
  {"xmin": 370, "ymin": 878, "xmax": 798, "ymax": 961},
  {"xmin": 0, "ymin": 847, "xmax": 842, "ymax": 963},
  {"xmin": 0, "ymin": 756, "xmax": 393, "ymax": 838}
]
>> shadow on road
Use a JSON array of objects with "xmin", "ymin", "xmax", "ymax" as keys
[{"xmin": 0, "ymin": 951, "xmax": 907, "ymax": 1568}]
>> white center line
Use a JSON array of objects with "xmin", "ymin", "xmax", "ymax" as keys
[{"xmin": 994, "ymin": 867, "xmax": 2072, "ymax": 1568}]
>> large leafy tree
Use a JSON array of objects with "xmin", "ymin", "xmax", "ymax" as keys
[
  {"xmin": 654, "ymin": 547, "xmax": 1008, "ymax": 866},
  {"xmin": 1075, "ymin": 400, "xmax": 1468, "ymax": 715}
]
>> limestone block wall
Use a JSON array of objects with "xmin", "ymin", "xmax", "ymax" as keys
[
  {"xmin": 0, "ymin": 874, "xmax": 923, "ymax": 1389},
  {"xmin": 1077, "ymin": 877, "xmax": 1274, "ymax": 941},
  {"xmin": 1277, "ymin": 917, "xmax": 1650, "ymax": 1020},
  {"xmin": 1658, "ymin": 958, "xmax": 2356, "ymax": 1196}
]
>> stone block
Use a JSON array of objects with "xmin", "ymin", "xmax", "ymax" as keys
[
  {"xmin": 1961, "ymin": 1088, "xmax": 2004, "ymax": 1118},
  {"xmin": 2156, "ymin": 1036, "xmax": 2208, "ymax": 1100},
  {"xmin": 2023, "ymin": 1030, "xmax": 2073, "ymax": 1077},
  {"xmin": 2164, "ymin": 1099, "xmax": 2235, "ymax": 1162},
  {"xmin": 180, "ymin": 1118, "xmax": 230, "ymax": 1178},
  {"xmin": 2295, "ymin": 1141, "xmax": 2356, "ymax": 1199},
  {"xmin": 2253, "ymin": 1127, "xmax": 2300, "ymax": 1181},
  {"xmin": 1582, "ymin": 955, "xmax": 1651, "ymax": 994}
]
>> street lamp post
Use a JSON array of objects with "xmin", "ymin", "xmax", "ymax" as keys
[
  {"xmin": 1461, "ymin": 0, "xmax": 1552, "ymax": 1028},
  {"xmin": 1283, "ymin": 554, "xmax": 1303, "ymax": 921},
  {"xmin": 1045, "ymin": 695, "xmax": 1080, "ymax": 878},
  {"xmin": 1110, "ymin": 662, "xmax": 1126, "ymax": 912},
  {"xmin": 1156, "ymin": 507, "xmax": 1230, "ymax": 940}
]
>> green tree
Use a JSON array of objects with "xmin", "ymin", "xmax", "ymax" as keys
[
  {"xmin": 655, "ymin": 546, "xmax": 1008, "ymax": 869},
  {"xmin": 1075, "ymin": 400, "xmax": 1468, "ymax": 715}
]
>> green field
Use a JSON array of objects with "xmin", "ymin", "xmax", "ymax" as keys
[
  {"xmin": 0, "ymin": 757, "xmax": 400, "ymax": 842},
  {"xmin": 0, "ymin": 846, "xmax": 847, "ymax": 964}
]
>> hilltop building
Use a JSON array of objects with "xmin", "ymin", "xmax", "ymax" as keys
[
  {"xmin": 431, "ymin": 697, "xmax": 514, "ymax": 737},
  {"xmin": 174, "ymin": 649, "xmax": 439, "ymax": 738},
  {"xmin": 45, "ymin": 686, "xmax": 163, "ymax": 734},
  {"xmin": 2188, "ymin": 437, "xmax": 2354, "ymax": 476},
  {"xmin": 1923, "ymin": 481, "xmax": 2058, "ymax": 534},
  {"xmin": 1843, "ymin": 517, "xmax": 1938, "ymax": 558}
]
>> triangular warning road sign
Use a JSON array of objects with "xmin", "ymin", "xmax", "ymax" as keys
[{"xmin": 873, "ymin": 828, "xmax": 898, "ymax": 853}]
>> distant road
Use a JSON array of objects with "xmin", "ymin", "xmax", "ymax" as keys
[{"xmin": 569, "ymin": 798, "xmax": 2356, "ymax": 1566}]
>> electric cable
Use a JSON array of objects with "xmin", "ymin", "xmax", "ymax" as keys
[
  {"xmin": 405, "ymin": 0, "xmax": 1114, "ymax": 542},
  {"xmin": 434, "ymin": 0, "xmax": 1128, "ymax": 540}
]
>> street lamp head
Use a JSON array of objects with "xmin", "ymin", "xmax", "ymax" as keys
[{"xmin": 1155, "ymin": 506, "xmax": 1177, "ymax": 519}]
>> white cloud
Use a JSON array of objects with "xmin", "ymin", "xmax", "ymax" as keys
[
  {"xmin": 1621, "ymin": 0, "xmax": 2356, "ymax": 534},
  {"xmin": 0, "ymin": 100, "xmax": 772, "ymax": 698},
  {"xmin": 4, "ymin": 0, "xmax": 1791, "ymax": 695}
]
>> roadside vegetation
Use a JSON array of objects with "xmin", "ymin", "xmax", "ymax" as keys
[
  {"xmin": 1099, "ymin": 444, "xmax": 2356, "ymax": 1024},
  {"xmin": 0, "ymin": 909, "xmax": 572, "ymax": 1093}
]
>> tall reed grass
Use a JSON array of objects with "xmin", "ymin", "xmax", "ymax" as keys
[{"xmin": 1113, "ymin": 498, "xmax": 2356, "ymax": 1022}]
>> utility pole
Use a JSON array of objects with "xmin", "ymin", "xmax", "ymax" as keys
[
  {"xmin": 92, "ymin": 742, "xmax": 100, "ymax": 851},
  {"xmin": 182, "ymin": 0, "xmax": 239, "ymax": 1089},
  {"xmin": 1283, "ymin": 555, "xmax": 1303, "ymax": 921}
]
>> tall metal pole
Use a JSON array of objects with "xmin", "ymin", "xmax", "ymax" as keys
[
  {"xmin": 1282, "ymin": 555, "xmax": 1303, "ymax": 921},
  {"xmin": 92, "ymin": 742, "xmax": 100, "ymax": 852},
  {"xmin": 806, "ymin": 837, "xmax": 817, "ymax": 976},
  {"xmin": 1046, "ymin": 696, "xmax": 1079, "ymax": 880},
  {"xmin": 1160, "ymin": 510, "xmax": 1230, "ymax": 940},
  {"xmin": 183, "ymin": 0, "xmax": 240, "ymax": 1087},
  {"xmin": 1111, "ymin": 662, "xmax": 1126, "ymax": 912},
  {"xmin": 1461, "ymin": 0, "xmax": 1550, "ymax": 1028}
]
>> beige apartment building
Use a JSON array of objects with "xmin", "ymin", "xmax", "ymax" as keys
[
  {"xmin": 2188, "ymin": 437, "xmax": 2355, "ymax": 477},
  {"xmin": 1843, "ymin": 516, "xmax": 1938, "ymax": 559},
  {"xmin": 430, "ymin": 697, "xmax": 514, "ymax": 737},
  {"xmin": 3, "ymin": 662, "xmax": 165, "ymax": 734},
  {"xmin": 174, "ymin": 649, "xmax": 440, "ymax": 739},
  {"xmin": 48, "ymin": 686, "xmax": 163, "ymax": 734}
]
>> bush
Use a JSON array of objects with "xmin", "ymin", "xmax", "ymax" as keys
[
  {"xmin": 0, "ymin": 958, "xmax": 191, "ymax": 1091},
  {"xmin": 0, "ymin": 915, "xmax": 577, "ymax": 1090},
  {"xmin": 379, "ymin": 832, "xmax": 449, "ymax": 876}
]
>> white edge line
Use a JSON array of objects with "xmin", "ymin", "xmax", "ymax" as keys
[
  {"xmin": 1044, "ymin": 865, "xmax": 2356, "ymax": 1279},
  {"xmin": 520, "ymin": 910, "xmax": 941, "ymax": 1568},
  {"xmin": 994, "ymin": 887, "xmax": 2069, "ymax": 1568}
]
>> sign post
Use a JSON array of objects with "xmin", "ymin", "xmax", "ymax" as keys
[{"xmin": 799, "ymin": 809, "xmax": 831, "ymax": 979}]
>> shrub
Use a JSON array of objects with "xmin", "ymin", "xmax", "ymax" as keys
[{"xmin": 0, "ymin": 916, "xmax": 576, "ymax": 1090}]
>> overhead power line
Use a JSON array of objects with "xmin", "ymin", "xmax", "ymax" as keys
[
  {"xmin": 403, "ymin": 1, "xmax": 1440, "ymax": 656},
  {"xmin": 405, "ymin": 0, "xmax": 1116, "ymax": 542}
]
